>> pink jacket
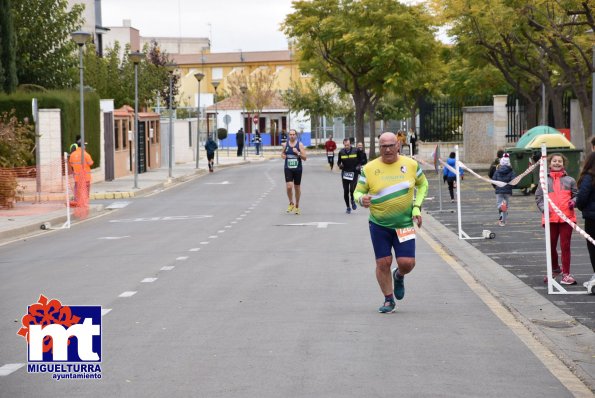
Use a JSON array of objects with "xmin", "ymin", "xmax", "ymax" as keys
[{"xmin": 535, "ymin": 169, "xmax": 577, "ymax": 224}]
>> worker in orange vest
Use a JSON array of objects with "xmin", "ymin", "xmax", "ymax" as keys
[{"xmin": 69, "ymin": 144, "xmax": 93, "ymax": 206}]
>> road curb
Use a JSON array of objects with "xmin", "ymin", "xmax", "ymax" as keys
[{"xmin": 0, "ymin": 204, "xmax": 105, "ymax": 244}]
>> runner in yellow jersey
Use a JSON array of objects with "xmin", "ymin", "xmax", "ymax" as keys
[{"xmin": 354, "ymin": 132, "xmax": 428, "ymax": 313}]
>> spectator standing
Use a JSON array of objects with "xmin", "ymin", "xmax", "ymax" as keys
[
  {"xmin": 535, "ymin": 153, "xmax": 578, "ymax": 285},
  {"xmin": 236, "ymin": 128, "xmax": 245, "ymax": 157},
  {"xmin": 253, "ymin": 129, "xmax": 262, "ymax": 156},
  {"xmin": 575, "ymin": 151, "xmax": 595, "ymax": 288}
]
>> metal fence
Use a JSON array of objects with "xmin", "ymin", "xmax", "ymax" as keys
[{"xmin": 419, "ymin": 96, "xmax": 492, "ymax": 142}]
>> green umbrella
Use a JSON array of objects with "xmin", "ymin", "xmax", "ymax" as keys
[{"xmin": 516, "ymin": 125, "xmax": 562, "ymax": 148}]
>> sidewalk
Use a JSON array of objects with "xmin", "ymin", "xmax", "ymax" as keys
[{"xmin": 0, "ymin": 151, "xmax": 272, "ymax": 244}]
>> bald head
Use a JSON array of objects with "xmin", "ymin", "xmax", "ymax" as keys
[{"xmin": 378, "ymin": 132, "xmax": 399, "ymax": 164}]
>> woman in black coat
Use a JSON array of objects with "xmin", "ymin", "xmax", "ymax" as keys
[{"xmin": 575, "ymin": 152, "xmax": 595, "ymax": 287}]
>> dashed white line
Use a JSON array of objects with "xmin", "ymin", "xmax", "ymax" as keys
[
  {"xmin": 209, "ymin": 235, "xmax": 218, "ymax": 239},
  {"xmin": 119, "ymin": 291, "xmax": 137, "ymax": 297},
  {"xmin": 176, "ymin": 256, "xmax": 188, "ymax": 260},
  {"xmin": 200, "ymin": 241, "xmax": 209, "ymax": 245},
  {"xmin": 101, "ymin": 308, "xmax": 112, "ymax": 316},
  {"xmin": 218, "ymin": 230, "xmax": 225, "ymax": 233},
  {"xmin": 141, "ymin": 278, "xmax": 158, "ymax": 283},
  {"xmin": 231, "ymin": 221, "xmax": 237, "ymax": 224},
  {"xmin": 225, "ymin": 225, "xmax": 232, "ymax": 228},
  {"xmin": 0, "ymin": 363, "xmax": 24, "ymax": 376},
  {"xmin": 161, "ymin": 266, "xmax": 175, "ymax": 271},
  {"xmin": 189, "ymin": 248, "xmax": 200, "ymax": 252}
]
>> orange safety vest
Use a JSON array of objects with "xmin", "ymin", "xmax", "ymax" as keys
[{"xmin": 69, "ymin": 148, "xmax": 94, "ymax": 183}]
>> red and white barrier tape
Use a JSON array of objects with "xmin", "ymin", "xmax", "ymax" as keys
[
  {"xmin": 539, "ymin": 157, "xmax": 595, "ymax": 245},
  {"xmin": 417, "ymin": 155, "xmax": 538, "ymax": 188}
]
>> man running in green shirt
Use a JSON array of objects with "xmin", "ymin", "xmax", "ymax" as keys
[{"xmin": 354, "ymin": 132, "xmax": 428, "ymax": 313}]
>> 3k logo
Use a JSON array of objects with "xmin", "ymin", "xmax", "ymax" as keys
[{"xmin": 17, "ymin": 295, "xmax": 101, "ymax": 362}]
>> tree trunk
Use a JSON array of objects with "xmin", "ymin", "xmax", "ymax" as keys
[
  {"xmin": 368, "ymin": 101, "xmax": 376, "ymax": 157},
  {"xmin": 547, "ymin": 84, "xmax": 566, "ymax": 129},
  {"xmin": 352, "ymin": 89, "xmax": 367, "ymax": 155}
]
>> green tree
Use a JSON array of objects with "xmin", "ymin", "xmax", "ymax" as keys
[
  {"xmin": 225, "ymin": 67, "xmax": 277, "ymax": 120},
  {"xmin": 12, "ymin": 0, "xmax": 83, "ymax": 89},
  {"xmin": 283, "ymin": 0, "xmax": 440, "ymax": 156},
  {"xmin": 147, "ymin": 40, "xmax": 179, "ymax": 109},
  {"xmin": 0, "ymin": 0, "xmax": 18, "ymax": 93},
  {"xmin": 432, "ymin": 0, "xmax": 594, "ymax": 143}
]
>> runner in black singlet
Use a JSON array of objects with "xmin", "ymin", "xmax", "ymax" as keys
[{"xmin": 281, "ymin": 129, "xmax": 307, "ymax": 215}]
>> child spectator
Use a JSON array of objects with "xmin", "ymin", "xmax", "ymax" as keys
[{"xmin": 535, "ymin": 153, "xmax": 578, "ymax": 285}]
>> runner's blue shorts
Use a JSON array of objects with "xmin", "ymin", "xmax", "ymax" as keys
[{"xmin": 369, "ymin": 221, "xmax": 416, "ymax": 259}]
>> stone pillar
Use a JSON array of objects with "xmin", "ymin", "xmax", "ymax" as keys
[
  {"xmin": 37, "ymin": 109, "xmax": 63, "ymax": 192},
  {"xmin": 463, "ymin": 106, "xmax": 493, "ymax": 163},
  {"xmin": 493, "ymin": 95, "xmax": 508, "ymax": 150}
]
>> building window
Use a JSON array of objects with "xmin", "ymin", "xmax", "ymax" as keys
[{"xmin": 212, "ymin": 67, "xmax": 223, "ymax": 81}]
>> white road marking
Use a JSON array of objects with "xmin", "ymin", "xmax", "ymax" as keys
[
  {"xmin": 225, "ymin": 225, "xmax": 232, "ymax": 228},
  {"xmin": 110, "ymin": 215, "xmax": 212, "ymax": 223},
  {"xmin": 209, "ymin": 235, "xmax": 218, "ymax": 239},
  {"xmin": 218, "ymin": 230, "xmax": 225, "ymax": 233},
  {"xmin": 106, "ymin": 201, "xmax": 131, "ymax": 209},
  {"xmin": 200, "ymin": 241, "xmax": 209, "ymax": 245},
  {"xmin": 119, "ymin": 291, "xmax": 137, "ymax": 297},
  {"xmin": 161, "ymin": 266, "xmax": 175, "ymax": 271},
  {"xmin": 141, "ymin": 278, "xmax": 157, "ymax": 283},
  {"xmin": 101, "ymin": 308, "xmax": 112, "ymax": 316},
  {"xmin": 189, "ymin": 248, "xmax": 200, "ymax": 252},
  {"xmin": 281, "ymin": 222, "xmax": 346, "ymax": 229},
  {"xmin": 176, "ymin": 256, "xmax": 188, "ymax": 260},
  {"xmin": 98, "ymin": 236, "xmax": 130, "ymax": 240},
  {"xmin": 0, "ymin": 363, "xmax": 25, "ymax": 376},
  {"xmin": 205, "ymin": 181, "xmax": 230, "ymax": 185},
  {"xmin": 231, "ymin": 221, "xmax": 237, "ymax": 224}
]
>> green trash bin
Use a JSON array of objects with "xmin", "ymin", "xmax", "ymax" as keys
[{"xmin": 505, "ymin": 147, "xmax": 534, "ymax": 190}]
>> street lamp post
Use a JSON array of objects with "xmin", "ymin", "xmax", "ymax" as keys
[
  {"xmin": 166, "ymin": 63, "xmax": 177, "ymax": 178},
  {"xmin": 129, "ymin": 51, "xmax": 144, "ymax": 189},
  {"xmin": 240, "ymin": 85, "xmax": 248, "ymax": 160},
  {"xmin": 194, "ymin": 73, "xmax": 205, "ymax": 169},
  {"xmin": 212, "ymin": 80, "xmax": 220, "ymax": 165},
  {"xmin": 71, "ymin": 31, "xmax": 91, "ymax": 169}
]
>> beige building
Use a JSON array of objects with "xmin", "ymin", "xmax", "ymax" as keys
[{"xmin": 171, "ymin": 49, "xmax": 311, "ymax": 137}]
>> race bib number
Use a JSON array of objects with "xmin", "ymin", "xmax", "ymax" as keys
[
  {"xmin": 287, "ymin": 158, "xmax": 298, "ymax": 169},
  {"xmin": 342, "ymin": 171, "xmax": 355, "ymax": 181},
  {"xmin": 396, "ymin": 227, "xmax": 416, "ymax": 243}
]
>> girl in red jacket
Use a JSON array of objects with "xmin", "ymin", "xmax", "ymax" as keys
[{"xmin": 535, "ymin": 153, "xmax": 578, "ymax": 285}]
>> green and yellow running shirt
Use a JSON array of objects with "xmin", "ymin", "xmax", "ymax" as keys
[{"xmin": 354, "ymin": 156, "xmax": 428, "ymax": 229}]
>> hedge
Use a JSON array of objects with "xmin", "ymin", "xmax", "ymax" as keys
[{"xmin": 0, "ymin": 90, "xmax": 101, "ymax": 168}]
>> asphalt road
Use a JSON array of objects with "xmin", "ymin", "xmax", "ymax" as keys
[
  {"xmin": 423, "ymin": 170, "xmax": 595, "ymax": 332},
  {"xmin": 0, "ymin": 156, "xmax": 590, "ymax": 397}
]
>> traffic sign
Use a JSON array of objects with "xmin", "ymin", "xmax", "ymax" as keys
[{"xmin": 253, "ymin": 115, "xmax": 259, "ymax": 124}]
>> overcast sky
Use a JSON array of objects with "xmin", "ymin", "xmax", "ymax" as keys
[{"xmin": 101, "ymin": 0, "xmax": 295, "ymax": 53}]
